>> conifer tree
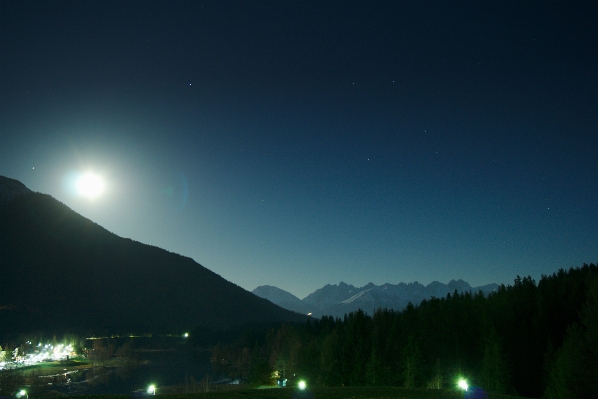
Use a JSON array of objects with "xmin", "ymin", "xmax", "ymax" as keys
[
  {"xmin": 546, "ymin": 277, "xmax": 598, "ymax": 398},
  {"xmin": 480, "ymin": 327, "xmax": 510, "ymax": 393},
  {"xmin": 401, "ymin": 336, "xmax": 422, "ymax": 388}
]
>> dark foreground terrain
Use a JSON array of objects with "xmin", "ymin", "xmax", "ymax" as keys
[{"xmin": 41, "ymin": 388, "xmax": 527, "ymax": 399}]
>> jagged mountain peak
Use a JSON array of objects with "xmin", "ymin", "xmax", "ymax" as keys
[
  {"xmin": 447, "ymin": 279, "xmax": 472, "ymax": 291},
  {"xmin": 256, "ymin": 279, "xmax": 500, "ymax": 318}
]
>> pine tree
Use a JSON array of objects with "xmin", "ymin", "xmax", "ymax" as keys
[
  {"xmin": 480, "ymin": 328, "xmax": 510, "ymax": 393},
  {"xmin": 401, "ymin": 336, "xmax": 422, "ymax": 388},
  {"xmin": 545, "ymin": 277, "xmax": 598, "ymax": 398}
]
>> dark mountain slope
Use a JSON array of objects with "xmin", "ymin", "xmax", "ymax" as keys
[{"xmin": 0, "ymin": 179, "xmax": 305, "ymax": 336}]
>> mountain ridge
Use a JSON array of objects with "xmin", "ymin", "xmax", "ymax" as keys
[
  {"xmin": 0, "ymin": 176, "xmax": 306, "ymax": 337},
  {"xmin": 0, "ymin": 175, "xmax": 32, "ymax": 209},
  {"xmin": 253, "ymin": 279, "xmax": 499, "ymax": 318}
]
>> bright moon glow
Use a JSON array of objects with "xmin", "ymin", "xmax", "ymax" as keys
[{"xmin": 76, "ymin": 173, "xmax": 105, "ymax": 199}]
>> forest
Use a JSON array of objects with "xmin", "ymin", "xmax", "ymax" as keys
[{"xmin": 207, "ymin": 264, "xmax": 598, "ymax": 398}]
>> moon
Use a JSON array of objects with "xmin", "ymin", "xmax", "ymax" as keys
[{"xmin": 76, "ymin": 172, "xmax": 105, "ymax": 199}]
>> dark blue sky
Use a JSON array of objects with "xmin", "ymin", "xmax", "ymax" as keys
[{"xmin": 2, "ymin": 1, "xmax": 597, "ymax": 298}]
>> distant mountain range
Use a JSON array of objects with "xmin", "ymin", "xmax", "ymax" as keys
[
  {"xmin": 253, "ymin": 279, "xmax": 499, "ymax": 318},
  {"xmin": 0, "ymin": 176, "xmax": 305, "ymax": 337}
]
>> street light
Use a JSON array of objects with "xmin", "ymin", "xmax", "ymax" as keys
[
  {"xmin": 17, "ymin": 390, "xmax": 28, "ymax": 399},
  {"xmin": 298, "ymin": 380, "xmax": 306, "ymax": 390},
  {"xmin": 147, "ymin": 384, "xmax": 156, "ymax": 395},
  {"xmin": 457, "ymin": 377, "xmax": 469, "ymax": 391}
]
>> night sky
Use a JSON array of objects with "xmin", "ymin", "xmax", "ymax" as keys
[{"xmin": 1, "ymin": 1, "xmax": 597, "ymax": 299}]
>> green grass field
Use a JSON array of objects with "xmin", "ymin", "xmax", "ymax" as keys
[{"xmin": 58, "ymin": 387, "xmax": 525, "ymax": 399}]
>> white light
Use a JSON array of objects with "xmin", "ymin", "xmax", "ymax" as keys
[
  {"xmin": 298, "ymin": 381, "xmax": 306, "ymax": 390},
  {"xmin": 458, "ymin": 378, "xmax": 469, "ymax": 391},
  {"xmin": 76, "ymin": 172, "xmax": 105, "ymax": 199}
]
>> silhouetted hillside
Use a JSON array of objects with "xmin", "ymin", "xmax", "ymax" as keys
[{"xmin": 0, "ymin": 176, "xmax": 305, "ymax": 337}]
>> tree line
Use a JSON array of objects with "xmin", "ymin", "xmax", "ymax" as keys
[{"xmin": 209, "ymin": 264, "xmax": 598, "ymax": 398}]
